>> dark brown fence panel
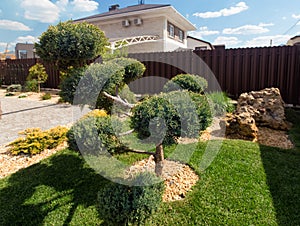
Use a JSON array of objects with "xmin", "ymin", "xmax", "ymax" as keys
[
  {"xmin": 1, "ymin": 47, "xmax": 299, "ymax": 105},
  {"xmin": 129, "ymin": 45, "xmax": 300, "ymax": 105},
  {"xmin": 0, "ymin": 57, "xmax": 99, "ymax": 89}
]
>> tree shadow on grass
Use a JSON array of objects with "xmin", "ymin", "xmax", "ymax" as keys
[
  {"xmin": 260, "ymin": 145, "xmax": 300, "ymax": 225},
  {"xmin": 0, "ymin": 150, "xmax": 108, "ymax": 225}
]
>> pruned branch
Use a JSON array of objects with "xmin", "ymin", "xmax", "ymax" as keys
[
  {"xmin": 103, "ymin": 91, "xmax": 135, "ymax": 108},
  {"xmin": 127, "ymin": 149, "xmax": 154, "ymax": 155},
  {"xmin": 118, "ymin": 129, "xmax": 134, "ymax": 136}
]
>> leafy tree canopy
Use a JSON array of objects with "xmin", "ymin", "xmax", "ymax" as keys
[{"xmin": 35, "ymin": 21, "xmax": 108, "ymax": 71}]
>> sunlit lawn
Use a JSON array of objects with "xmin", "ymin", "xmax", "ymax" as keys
[{"xmin": 0, "ymin": 109, "xmax": 299, "ymax": 225}]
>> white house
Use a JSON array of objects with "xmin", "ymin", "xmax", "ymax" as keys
[
  {"xmin": 74, "ymin": 4, "xmax": 198, "ymax": 53},
  {"xmin": 187, "ymin": 36, "xmax": 214, "ymax": 50},
  {"xmin": 287, "ymin": 35, "xmax": 300, "ymax": 46}
]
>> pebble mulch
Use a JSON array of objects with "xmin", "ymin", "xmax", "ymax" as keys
[{"xmin": 126, "ymin": 155, "xmax": 199, "ymax": 202}]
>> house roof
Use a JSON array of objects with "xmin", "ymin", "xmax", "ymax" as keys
[
  {"xmin": 290, "ymin": 35, "xmax": 300, "ymax": 40},
  {"xmin": 74, "ymin": 4, "xmax": 196, "ymax": 31},
  {"xmin": 74, "ymin": 4, "xmax": 171, "ymax": 21}
]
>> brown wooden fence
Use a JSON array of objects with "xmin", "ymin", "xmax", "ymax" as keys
[
  {"xmin": 0, "ymin": 58, "xmax": 60, "ymax": 88},
  {"xmin": 1, "ymin": 46, "xmax": 300, "ymax": 105},
  {"xmin": 128, "ymin": 46, "xmax": 300, "ymax": 105}
]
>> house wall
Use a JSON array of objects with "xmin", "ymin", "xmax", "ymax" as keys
[
  {"xmin": 164, "ymin": 19, "xmax": 187, "ymax": 51},
  {"xmin": 165, "ymin": 37, "xmax": 186, "ymax": 51},
  {"xmin": 15, "ymin": 43, "xmax": 36, "ymax": 59},
  {"xmin": 187, "ymin": 38, "xmax": 212, "ymax": 50},
  {"xmin": 287, "ymin": 36, "xmax": 300, "ymax": 46},
  {"xmin": 91, "ymin": 16, "xmax": 187, "ymax": 53},
  {"xmin": 95, "ymin": 16, "xmax": 165, "ymax": 40}
]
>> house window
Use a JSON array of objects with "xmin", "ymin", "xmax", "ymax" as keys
[
  {"xmin": 178, "ymin": 30, "xmax": 184, "ymax": 41},
  {"xmin": 169, "ymin": 24, "xmax": 175, "ymax": 37}
]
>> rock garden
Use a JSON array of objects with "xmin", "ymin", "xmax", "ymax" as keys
[{"xmin": 0, "ymin": 21, "xmax": 299, "ymax": 225}]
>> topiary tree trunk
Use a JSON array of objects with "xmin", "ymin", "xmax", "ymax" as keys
[{"xmin": 154, "ymin": 143, "xmax": 164, "ymax": 176}]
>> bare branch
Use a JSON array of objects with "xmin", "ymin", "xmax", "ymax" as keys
[
  {"xmin": 127, "ymin": 149, "xmax": 154, "ymax": 155},
  {"xmin": 103, "ymin": 91, "xmax": 135, "ymax": 108},
  {"xmin": 118, "ymin": 129, "xmax": 134, "ymax": 136}
]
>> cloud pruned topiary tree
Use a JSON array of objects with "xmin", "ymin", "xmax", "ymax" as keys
[
  {"xmin": 35, "ymin": 21, "xmax": 109, "ymax": 71},
  {"xmin": 130, "ymin": 90, "xmax": 212, "ymax": 176}
]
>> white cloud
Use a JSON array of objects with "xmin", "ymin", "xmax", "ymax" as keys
[
  {"xmin": 21, "ymin": 0, "xmax": 60, "ymax": 23},
  {"xmin": 15, "ymin": 35, "xmax": 37, "ymax": 44},
  {"xmin": 258, "ymin": 22, "xmax": 274, "ymax": 27},
  {"xmin": 56, "ymin": 0, "xmax": 69, "ymax": 12},
  {"xmin": 244, "ymin": 35, "xmax": 291, "ymax": 47},
  {"xmin": 0, "ymin": 19, "xmax": 31, "ymax": 31},
  {"xmin": 71, "ymin": 0, "xmax": 99, "ymax": 12},
  {"xmin": 189, "ymin": 26, "xmax": 220, "ymax": 38},
  {"xmin": 223, "ymin": 24, "xmax": 270, "ymax": 35},
  {"xmin": 213, "ymin": 36, "xmax": 241, "ymax": 46},
  {"xmin": 292, "ymin": 14, "xmax": 300, "ymax": 19},
  {"xmin": 0, "ymin": 42, "xmax": 7, "ymax": 49},
  {"xmin": 193, "ymin": 2, "xmax": 248, "ymax": 18}
]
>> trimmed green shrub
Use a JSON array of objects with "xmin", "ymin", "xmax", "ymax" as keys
[
  {"xmin": 67, "ymin": 114, "xmax": 124, "ymax": 155},
  {"xmin": 24, "ymin": 79, "xmax": 38, "ymax": 92},
  {"xmin": 207, "ymin": 91, "xmax": 235, "ymax": 116},
  {"xmin": 131, "ymin": 91, "xmax": 212, "ymax": 145},
  {"xmin": 41, "ymin": 92, "xmax": 51, "ymax": 100},
  {"xmin": 59, "ymin": 59, "xmax": 144, "ymax": 112},
  {"xmin": 97, "ymin": 172, "xmax": 164, "ymax": 225},
  {"xmin": 27, "ymin": 63, "xmax": 48, "ymax": 92},
  {"xmin": 5, "ymin": 92, "xmax": 15, "ymax": 96},
  {"xmin": 80, "ymin": 109, "xmax": 107, "ymax": 119},
  {"xmin": 74, "ymin": 62, "xmax": 124, "ymax": 112},
  {"xmin": 109, "ymin": 57, "xmax": 146, "ymax": 84},
  {"xmin": 6, "ymin": 84, "xmax": 22, "ymax": 92},
  {"xmin": 9, "ymin": 126, "xmax": 68, "ymax": 155},
  {"xmin": 18, "ymin": 94, "xmax": 28, "ymax": 98},
  {"xmin": 58, "ymin": 67, "xmax": 86, "ymax": 103},
  {"xmin": 163, "ymin": 74, "xmax": 208, "ymax": 93}
]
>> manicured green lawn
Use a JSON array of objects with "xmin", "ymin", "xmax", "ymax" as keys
[{"xmin": 0, "ymin": 109, "xmax": 299, "ymax": 225}]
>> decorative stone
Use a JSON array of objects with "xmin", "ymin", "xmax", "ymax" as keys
[
  {"xmin": 221, "ymin": 112, "xmax": 258, "ymax": 141},
  {"xmin": 236, "ymin": 87, "xmax": 288, "ymax": 130},
  {"xmin": 220, "ymin": 87, "xmax": 289, "ymax": 142}
]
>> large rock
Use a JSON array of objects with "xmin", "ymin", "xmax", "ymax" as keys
[
  {"xmin": 220, "ymin": 112, "xmax": 258, "ymax": 141},
  {"xmin": 236, "ymin": 87, "xmax": 287, "ymax": 130}
]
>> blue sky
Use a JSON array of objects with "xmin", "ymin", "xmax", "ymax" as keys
[{"xmin": 1, "ymin": 0, "xmax": 300, "ymax": 53}]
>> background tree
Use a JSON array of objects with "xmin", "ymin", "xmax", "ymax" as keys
[
  {"xmin": 35, "ymin": 21, "xmax": 108, "ymax": 71},
  {"xmin": 27, "ymin": 63, "xmax": 48, "ymax": 93}
]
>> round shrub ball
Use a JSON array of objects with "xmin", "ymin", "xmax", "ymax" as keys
[
  {"xmin": 97, "ymin": 172, "xmax": 164, "ymax": 225},
  {"xmin": 163, "ymin": 74, "xmax": 208, "ymax": 93},
  {"xmin": 108, "ymin": 57, "xmax": 146, "ymax": 84},
  {"xmin": 67, "ymin": 114, "xmax": 123, "ymax": 155},
  {"xmin": 131, "ymin": 90, "xmax": 212, "ymax": 145}
]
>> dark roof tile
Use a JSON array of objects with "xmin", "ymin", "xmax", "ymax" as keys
[{"xmin": 74, "ymin": 4, "xmax": 171, "ymax": 21}]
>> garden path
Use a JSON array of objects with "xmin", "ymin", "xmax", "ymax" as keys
[{"xmin": 0, "ymin": 91, "xmax": 89, "ymax": 147}]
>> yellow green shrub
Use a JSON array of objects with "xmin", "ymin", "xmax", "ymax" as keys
[
  {"xmin": 9, "ymin": 126, "xmax": 69, "ymax": 155},
  {"xmin": 80, "ymin": 109, "xmax": 107, "ymax": 120}
]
